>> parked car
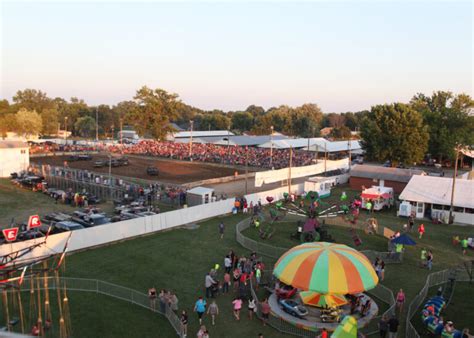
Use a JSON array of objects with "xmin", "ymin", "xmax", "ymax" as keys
[
  {"xmin": 94, "ymin": 160, "xmax": 106, "ymax": 168},
  {"xmin": 352, "ymin": 157, "xmax": 363, "ymax": 165},
  {"xmin": 382, "ymin": 160, "xmax": 392, "ymax": 167},
  {"xmin": 77, "ymin": 154, "xmax": 92, "ymax": 161},
  {"xmin": 146, "ymin": 166, "xmax": 159, "ymax": 176},
  {"xmin": 53, "ymin": 221, "xmax": 85, "ymax": 232},
  {"xmin": 72, "ymin": 213, "xmax": 110, "ymax": 227},
  {"xmin": 279, "ymin": 299, "xmax": 308, "ymax": 318},
  {"xmin": 117, "ymin": 157, "xmax": 129, "ymax": 166}
]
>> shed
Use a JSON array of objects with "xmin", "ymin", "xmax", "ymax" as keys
[
  {"xmin": 186, "ymin": 186, "xmax": 215, "ymax": 207},
  {"xmin": 0, "ymin": 141, "xmax": 29, "ymax": 177},
  {"xmin": 349, "ymin": 165, "xmax": 425, "ymax": 194},
  {"xmin": 399, "ymin": 175, "xmax": 474, "ymax": 225}
]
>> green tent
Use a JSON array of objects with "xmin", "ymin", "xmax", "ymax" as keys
[{"xmin": 331, "ymin": 316, "xmax": 357, "ymax": 338}]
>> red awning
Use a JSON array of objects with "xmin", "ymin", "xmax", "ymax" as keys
[{"xmin": 361, "ymin": 192, "xmax": 390, "ymax": 199}]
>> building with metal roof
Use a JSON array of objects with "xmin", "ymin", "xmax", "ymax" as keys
[
  {"xmin": 399, "ymin": 175, "xmax": 474, "ymax": 225},
  {"xmin": 349, "ymin": 165, "xmax": 425, "ymax": 193},
  {"xmin": 0, "ymin": 140, "xmax": 29, "ymax": 177}
]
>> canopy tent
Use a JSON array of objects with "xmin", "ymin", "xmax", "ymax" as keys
[
  {"xmin": 304, "ymin": 140, "xmax": 362, "ymax": 153},
  {"xmin": 212, "ymin": 135, "xmax": 288, "ymax": 147},
  {"xmin": 299, "ymin": 291, "xmax": 348, "ymax": 308},
  {"xmin": 391, "ymin": 233, "xmax": 417, "ymax": 245},
  {"xmin": 273, "ymin": 242, "xmax": 378, "ymax": 294}
]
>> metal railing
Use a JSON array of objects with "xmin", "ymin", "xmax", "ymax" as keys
[
  {"xmin": 16, "ymin": 277, "xmax": 184, "ymax": 337},
  {"xmin": 235, "ymin": 218, "xmax": 403, "ymax": 263},
  {"xmin": 405, "ymin": 267, "xmax": 472, "ymax": 338},
  {"xmin": 247, "ymin": 270, "xmax": 396, "ymax": 337}
]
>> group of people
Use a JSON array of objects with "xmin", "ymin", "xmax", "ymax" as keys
[
  {"xmin": 420, "ymin": 248, "xmax": 434, "ymax": 270},
  {"xmin": 108, "ymin": 140, "xmax": 317, "ymax": 169},
  {"xmin": 147, "ymin": 287, "xmax": 179, "ymax": 314}
]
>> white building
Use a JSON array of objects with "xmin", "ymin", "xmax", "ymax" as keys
[
  {"xmin": 0, "ymin": 141, "xmax": 30, "ymax": 177},
  {"xmin": 399, "ymin": 175, "xmax": 474, "ymax": 225}
]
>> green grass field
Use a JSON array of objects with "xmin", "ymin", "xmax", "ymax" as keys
[{"xmin": 1, "ymin": 179, "xmax": 473, "ymax": 337}]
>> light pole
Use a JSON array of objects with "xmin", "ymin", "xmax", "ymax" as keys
[
  {"xmin": 120, "ymin": 118, "xmax": 123, "ymax": 145},
  {"xmin": 189, "ymin": 120, "xmax": 194, "ymax": 158},
  {"xmin": 64, "ymin": 116, "xmax": 68, "ymax": 146},
  {"xmin": 270, "ymin": 125, "xmax": 274, "ymax": 167},
  {"xmin": 95, "ymin": 107, "xmax": 99, "ymax": 142},
  {"xmin": 449, "ymin": 145, "xmax": 462, "ymax": 224},
  {"xmin": 348, "ymin": 138, "xmax": 352, "ymax": 170},
  {"xmin": 245, "ymin": 146, "xmax": 249, "ymax": 195}
]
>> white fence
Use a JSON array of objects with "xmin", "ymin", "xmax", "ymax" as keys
[{"xmin": 0, "ymin": 183, "xmax": 304, "ymax": 260}]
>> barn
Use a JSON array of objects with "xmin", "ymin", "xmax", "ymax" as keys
[
  {"xmin": 349, "ymin": 165, "xmax": 425, "ymax": 194},
  {"xmin": 0, "ymin": 141, "xmax": 30, "ymax": 177}
]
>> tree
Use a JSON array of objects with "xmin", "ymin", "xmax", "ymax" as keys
[
  {"xmin": 197, "ymin": 112, "xmax": 231, "ymax": 130},
  {"xmin": 13, "ymin": 89, "xmax": 54, "ymax": 112},
  {"xmin": 74, "ymin": 116, "xmax": 96, "ymax": 138},
  {"xmin": 0, "ymin": 114, "xmax": 18, "ymax": 138},
  {"xmin": 330, "ymin": 126, "xmax": 352, "ymax": 140},
  {"xmin": 291, "ymin": 103, "xmax": 323, "ymax": 137},
  {"xmin": 231, "ymin": 112, "xmax": 254, "ymax": 132},
  {"xmin": 245, "ymin": 105, "xmax": 265, "ymax": 117},
  {"xmin": 327, "ymin": 113, "xmax": 346, "ymax": 128},
  {"xmin": 126, "ymin": 86, "xmax": 181, "ymax": 140},
  {"xmin": 41, "ymin": 108, "xmax": 59, "ymax": 135},
  {"xmin": 15, "ymin": 109, "xmax": 43, "ymax": 138},
  {"xmin": 55, "ymin": 97, "xmax": 89, "ymax": 134},
  {"xmin": 360, "ymin": 103, "xmax": 428, "ymax": 165},
  {"xmin": 410, "ymin": 91, "xmax": 474, "ymax": 161}
]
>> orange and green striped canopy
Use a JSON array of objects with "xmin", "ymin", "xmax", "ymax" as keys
[
  {"xmin": 299, "ymin": 291, "xmax": 348, "ymax": 308},
  {"xmin": 273, "ymin": 242, "xmax": 378, "ymax": 294}
]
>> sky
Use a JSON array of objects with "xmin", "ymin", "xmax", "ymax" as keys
[{"xmin": 1, "ymin": 1, "xmax": 472, "ymax": 112}]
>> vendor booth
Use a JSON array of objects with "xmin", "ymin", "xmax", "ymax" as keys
[
  {"xmin": 186, "ymin": 187, "xmax": 215, "ymax": 207},
  {"xmin": 304, "ymin": 177, "xmax": 336, "ymax": 198},
  {"xmin": 361, "ymin": 186, "xmax": 394, "ymax": 211}
]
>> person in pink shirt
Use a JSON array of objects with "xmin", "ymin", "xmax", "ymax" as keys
[
  {"xmin": 232, "ymin": 297, "xmax": 243, "ymax": 320},
  {"xmin": 396, "ymin": 288, "xmax": 406, "ymax": 314}
]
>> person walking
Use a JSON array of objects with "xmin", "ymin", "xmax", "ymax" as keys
[
  {"xmin": 218, "ymin": 221, "xmax": 225, "ymax": 239},
  {"xmin": 427, "ymin": 250, "xmax": 433, "ymax": 270},
  {"xmin": 248, "ymin": 298, "xmax": 256, "ymax": 320},
  {"xmin": 194, "ymin": 297, "xmax": 207, "ymax": 325},
  {"xmin": 379, "ymin": 314, "xmax": 389, "ymax": 338},
  {"xmin": 388, "ymin": 315, "xmax": 399, "ymax": 338},
  {"xmin": 260, "ymin": 298, "xmax": 271, "ymax": 326},
  {"xmin": 207, "ymin": 300, "xmax": 219, "ymax": 326},
  {"xmin": 205, "ymin": 273, "xmax": 216, "ymax": 298},
  {"xmin": 418, "ymin": 223, "xmax": 425, "ymax": 239},
  {"xmin": 461, "ymin": 237, "xmax": 468, "ymax": 255},
  {"xmin": 148, "ymin": 287, "xmax": 157, "ymax": 311},
  {"xmin": 420, "ymin": 248, "xmax": 427, "ymax": 268},
  {"xmin": 232, "ymin": 297, "xmax": 243, "ymax": 320},
  {"xmin": 396, "ymin": 289, "xmax": 405, "ymax": 315},
  {"xmin": 196, "ymin": 325, "xmax": 207, "ymax": 338},
  {"xmin": 223, "ymin": 272, "xmax": 230, "ymax": 294},
  {"xmin": 180, "ymin": 310, "xmax": 188, "ymax": 338}
]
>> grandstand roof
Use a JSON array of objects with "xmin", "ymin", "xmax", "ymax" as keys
[
  {"xmin": 173, "ymin": 130, "xmax": 235, "ymax": 138},
  {"xmin": 213, "ymin": 135, "xmax": 288, "ymax": 146}
]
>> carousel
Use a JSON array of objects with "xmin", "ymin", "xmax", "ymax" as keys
[{"xmin": 269, "ymin": 242, "xmax": 379, "ymax": 333}]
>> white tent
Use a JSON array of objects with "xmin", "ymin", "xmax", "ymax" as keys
[
  {"xmin": 258, "ymin": 138, "xmax": 326, "ymax": 149},
  {"xmin": 399, "ymin": 175, "xmax": 474, "ymax": 224}
]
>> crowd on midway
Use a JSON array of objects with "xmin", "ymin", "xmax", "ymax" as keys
[{"xmin": 108, "ymin": 140, "xmax": 317, "ymax": 169}]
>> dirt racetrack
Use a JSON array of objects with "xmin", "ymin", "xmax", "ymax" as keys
[{"xmin": 31, "ymin": 155, "xmax": 247, "ymax": 184}]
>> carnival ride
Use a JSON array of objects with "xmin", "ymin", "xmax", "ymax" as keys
[
  {"xmin": 0, "ymin": 230, "xmax": 72, "ymax": 337},
  {"xmin": 269, "ymin": 242, "xmax": 379, "ymax": 332}
]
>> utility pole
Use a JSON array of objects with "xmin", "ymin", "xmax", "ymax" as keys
[
  {"xmin": 189, "ymin": 120, "xmax": 194, "ymax": 158},
  {"xmin": 449, "ymin": 146, "xmax": 461, "ymax": 224},
  {"xmin": 245, "ymin": 146, "xmax": 249, "ymax": 195},
  {"xmin": 288, "ymin": 146, "xmax": 293, "ymax": 195},
  {"xmin": 324, "ymin": 143, "xmax": 327, "ymax": 175},
  {"xmin": 348, "ymin": 138, "xmax": 352, "ymax": 170},
  {"xmin": 95, "ymin": 107, "xmax": 99, "ymax": 142},
  {"xmin": 120, "ymin": 118, "xmax": 123, "ymax": 145},
  {"xmin": 270, "ymin": 125, "xmax": 274, "ymax": 167},
  {"xmin": 64, "ymin": 116, "xmax": 68, "ymax": 146}
]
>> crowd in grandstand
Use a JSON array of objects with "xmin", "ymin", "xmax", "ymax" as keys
[
  {"xmin": 108, "ymin": 140, "xmax": 317, "ymax": 169},
  {"xmin": 29, "ymin": 142, "xmax": 101, "ymax": 154}
]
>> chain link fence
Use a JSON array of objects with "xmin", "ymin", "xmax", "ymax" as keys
[
  {"xmin": 405, "ymin": 267, "xmax": 472, "ymax": 338},
  {"xmin": 16, "ymin": 277, "xmax": 185, "ymax": 337}
]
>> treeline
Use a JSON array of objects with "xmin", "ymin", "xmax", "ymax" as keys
[
  {"xmin": 0, "ymin": 87, "xmax": 364, "ymax": 140},
  {"xmin": 0, "ymin": 87, "xmax": 472, "ymax": 164}
]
